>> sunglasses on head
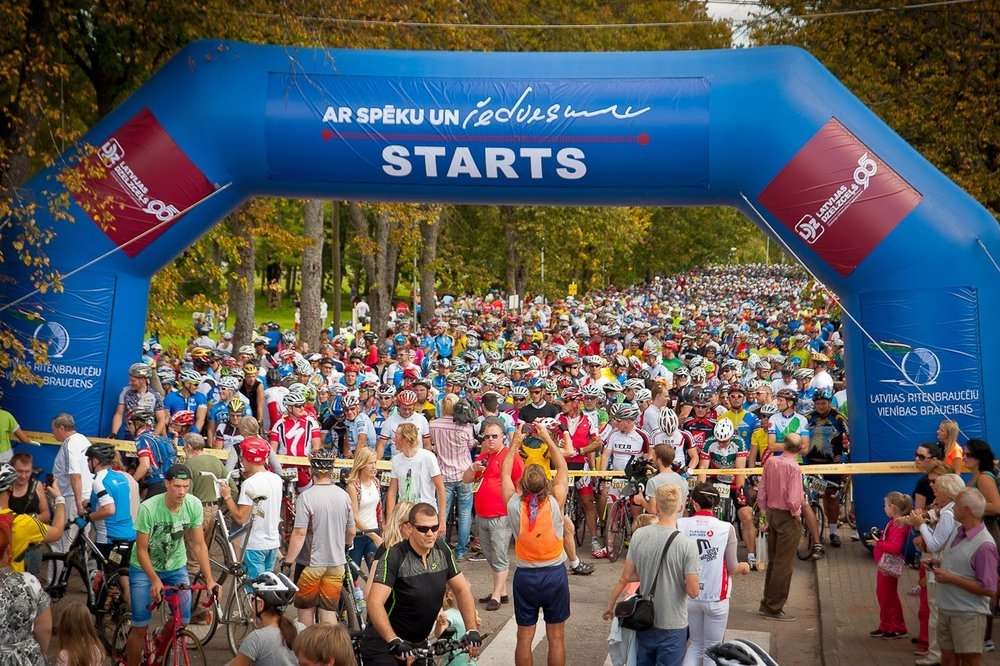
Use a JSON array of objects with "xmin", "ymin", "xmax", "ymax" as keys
[{"xmin": 413, "ymin": 524, "xmax": 439, "ymax": 534}]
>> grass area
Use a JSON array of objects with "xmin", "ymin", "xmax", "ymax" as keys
[{"xmin": 157, "ymin": 294, "xmax": 352, "ymax": 350}]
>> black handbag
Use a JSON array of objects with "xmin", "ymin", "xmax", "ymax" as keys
[{"xmin": 614, "ymin": 530, "xmax": 680, "ymax": 631}]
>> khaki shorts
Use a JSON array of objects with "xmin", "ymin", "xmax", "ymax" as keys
[
  {"xmin": 294, "ymin": 565, "xmax": 344, "ymax": 611},
  {"xmin": 477, "ymin": 516, "xmax": 512, "ymax": 573},
  {"xmin": 938, "ymin": 610, "xmax": 987, "ymax": 654}
]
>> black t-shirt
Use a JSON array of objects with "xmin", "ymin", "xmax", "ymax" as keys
[
  {"xmin": 914, "ymin": 474, "xmax": 935, "ymax": 506},
  {"xmin": 371, "ymin": 539, "xmax": 460, "ymax": 642},
  {"xmin": 518, "ymin": 401, "xmax": 561, "ymax": 423}
]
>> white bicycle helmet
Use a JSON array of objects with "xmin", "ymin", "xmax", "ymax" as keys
[
  {"xmin": 635, "ymin": 388, "xmax": 652, "ymax": 403},
  {"xmin": 219, "ymin": 375, "xmax": 241, "ymax": 392},
  {"xmin": 616, "ymin": 403, "xmax": 640, "ymax": 421},
  {"xmin": 0, "ymin": 464, "xmax": 16, "ymax": 493},
  {"xmin": 705, "ymin": 639, "xmax": 779, "ymax": 666},
  {"xmin": 283, "ymin": 391, "xmax": 306, "ymax": 408},
  {"xmin": 250, "ymin": 571, "xmax": 299, "ymax": 609},
  {"xmin": 179, "ymin": 369, "xmax": 202, "ymax": 385},
  {"xmin": 582, "ymin": 384, "xmax": 604, "ymax": 400},
  {"xmin": 658, "ymin": 407, "xmax": 679, "ymax": 436},
  {"xmin": 690, "ymin": 367, "xmax": 707, "ymax": 384},
  {"xmin": 511, "ymin": 385, "xmax": 530, "ymax": 400},
  {"xmin": 713, "ymin": 418, "xmax": 735, "ymax": 441}
]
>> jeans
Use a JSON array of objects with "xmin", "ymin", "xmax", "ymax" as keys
[
  {"xmin": 635, "ymin": 627, "xmax": 687, "ymax": 666},
  {"xmin": 129, "ymin": 566, "xmax": 190, "ymax": 628},
  {"xmin": 444, "ymin": 481, "xmax": 473, "ymax": 557}
]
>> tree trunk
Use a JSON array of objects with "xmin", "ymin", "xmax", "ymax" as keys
[
  {"xmin": 226, "ymin": 215, "xmax": 256, "ymax": 350},
  {"xmin": 300, "ymin": 199, "xmax": 324, "ymax": 352},
  {"xmin": 331, "ymin": 201, "xmax": 342, "ymax": 333},
  {"xmin": 502, "ymin": 206, "xmax": 519, "ymax": 297},
  {"xmin": 418, "ymin": 210, "xmax": 443, "ymax": 327}
]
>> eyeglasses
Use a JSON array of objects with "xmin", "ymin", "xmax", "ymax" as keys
[
  {"xmin": 482, "ymin": 433, "xmax": 502, "ymax": 439},
  {"xmin": 412, "ymin": 524, "xmax": 439, "ymax": 534}
]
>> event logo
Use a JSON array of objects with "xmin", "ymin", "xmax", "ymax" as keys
[
  {"xmin": 874, "ymin": 341, "xmax": 941, "ymax": 387},
  {"xmin": 69, "ymin": 108, "xmax": 216, "ymax": 257},
  {"xmin": 32, "ymin": 321, "xmax": 70, "ymax": 359},
  {"xmin": 758, "ymin": 118, "xmax": 922, "ymax": 276}
]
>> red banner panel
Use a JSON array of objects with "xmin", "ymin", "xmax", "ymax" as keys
[
  {"xmin": 758, "ymin": 118, "xmax": 922, "ymax": 276},
  {"xmin": 70, "ymin": 108, "xmax": 215, "ymax": 257}
]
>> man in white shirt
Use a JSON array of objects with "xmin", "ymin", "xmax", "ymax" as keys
[
  {"xmin": 51, "ymin": 412, "xmax": 94, "ymax": 554},
  {"xmin": 376, "ymin": 390, "xmax": 431, "ymax": 459},
  {"xmin": 642, "ymin": 386, "xmax": 669, "ymax": 438},
  {"xmin": 219, "ymin": 437, "xmax": 283, "ymax": 580}
]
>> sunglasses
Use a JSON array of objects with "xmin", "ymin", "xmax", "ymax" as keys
[
  {"xmin": 530, "ymin": 389, "xmax": 543, "ymax": 393},
  {"xmin": 412, "ymin": 524, "xmax": 439, "ymax": 534},
  {"xmin": 514, "ymin": 397, "xmax": 527, "ymax": 402},
  {"xmin": 482, "ymin": 433, "xmax": 502, "ymax": 439},
  {"xmin": 915, "ymin": 453, "xmax": 930, "ymax": 461}
]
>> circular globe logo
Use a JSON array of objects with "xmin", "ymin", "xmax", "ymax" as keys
[
  {"xmin": 900, "ymin": 347, "xmax": 940, "ymax": 386},
  {"xmin": 32, "ymin": 321, "xmax": 70, "ymax": 359}
]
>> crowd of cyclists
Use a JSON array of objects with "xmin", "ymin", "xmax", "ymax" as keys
[{"xmin": 0, "ymin": 263, "xmax": 857, "ymax": 665}]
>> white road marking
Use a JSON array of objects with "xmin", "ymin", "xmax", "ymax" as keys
[{"xmin": 477, "ymin": 616, "xmax": 546, "ymax": 665}]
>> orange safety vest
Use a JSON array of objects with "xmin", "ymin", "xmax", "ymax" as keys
[{"xmin": 514, "ymin": 496, "xmax": 563, "ymax": 563}]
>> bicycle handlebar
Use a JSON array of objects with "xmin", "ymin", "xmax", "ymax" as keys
[
  {"xmin": 408, "ymin": 633, "xmax": 489, "ymax": 658},
  {"xmin": 148, "ymin": 583, "xmax": 216, "ymax": 612}
]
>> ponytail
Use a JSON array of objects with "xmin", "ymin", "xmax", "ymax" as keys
[{"xmin": 277, "ymin": 613, "xmax": 298, "ymax": 649}]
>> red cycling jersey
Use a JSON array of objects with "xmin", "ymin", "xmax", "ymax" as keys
[{"xmin": 269, "ymin": 415, "xmax": 320, "ymax": 488}]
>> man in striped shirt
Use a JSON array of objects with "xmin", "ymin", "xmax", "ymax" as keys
[
  {"xmin": 430, "ymin": 394, "xmax": 477, "ymax": 560},
  {"xmin": 757, "ymin": 432, "xmax": 804, "ymax": 622}
]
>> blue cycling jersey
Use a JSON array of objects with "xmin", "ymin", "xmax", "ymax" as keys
[{"xmin": 90, "ymin": 468, "xmax": 136, "ymax": 543}]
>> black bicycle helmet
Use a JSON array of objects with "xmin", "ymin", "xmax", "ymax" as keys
[
  {"xmin": 309, "ymin": 448, "xmax": 337, "ymax": 471},
  {"xmin": 86, "ymin": 444, "xmax": 117, "ymax": 466}
]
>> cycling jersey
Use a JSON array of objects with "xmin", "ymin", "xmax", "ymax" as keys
[
  {"xmin": 269, "ymin": 415, "xmax": 320, "ymax": 488},
  {"xmin": 806, "ymin": 409, "xmax": 848, "ymax": 459},
  {"xmin": 721, "ymin": 409, "xmax": 761, "ymax": 446},
  {"xmin": 678, "ymin": 511, "xmax": 736, "ymax": 602},
  {"xmin": 601, "ymin": 427, "xmax": 650, "ymax": 471},
  {"xmin": 651, "ymin": 428, "xmax": 695, "ymax": 472},
  {"xmin": 699, "ymin": 435, "xmax": 748, "ymax": 484},
  {"xmin": 683, "ymin": 416, "xmax": 717, "ymax": 449},
  {"xmin": 769, "ymin": 411, "xmax": 809, "ymax": 443},
  {"xmin": 134, "ymin": 431, "xmax": 173, "ymax": 487},
  {"xmin": 263, "ymin": 385, "xmax": 288, "ymax": 429},
  {"xmin": 90, "ymin": 468, "xmax": 136, "ymax": 544},
  {"xmin": 164, "ymin": 390, "xmax": 206, "ymax": 415},
  {"xmin": 559, "ymin": 412, "xmax": 598, "ymax": 465}
]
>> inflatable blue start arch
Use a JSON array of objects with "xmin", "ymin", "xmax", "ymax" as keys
[{"xmin": 2, "ymin": 41, "xmax": 998, "ymax": 533}]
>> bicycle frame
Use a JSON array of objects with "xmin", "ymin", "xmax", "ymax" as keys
[
  {"xmin": 44, "ymin": 519, "xmax": 106, "ymax": 605},
  {"xmin": 144, "ymin": 584, "xmax": 211, "ymax": 666}
]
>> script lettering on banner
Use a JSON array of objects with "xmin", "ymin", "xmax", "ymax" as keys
[
  {"xmin": 757, "ymin": 118, "xmax": 923, "ymax": 276},
  {"xmin": 68, "ymin": 108, "xmax": 217, "ymax": 257},
  {"xmin": 861, "ymin": 287, "xmax": 986, "ymax": 458},
  {"xmin": 265, "ymin": 76, "xmax": 711, "ymax": 191}
]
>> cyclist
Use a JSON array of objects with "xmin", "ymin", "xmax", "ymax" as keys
[
  {"xmin": 557, "ymin": 388, "xmax": 601, "ymax": 561},
  {"xmin": 281, "ymin": 449, "xmax": 355, "ymax": 626},
  {"xmin": 683, "ymin": 390, "xmax": 717, "ymax": 451},
  {"xmin": 376, "ymin": 390, "xmax": 431, "ymax": 460},
  {"xmin": 342, "ymin": 394, "xmax": 377, "ymax": 457},
  {"xmin": 169, "ymin": 369, "xmax": 209, "ymax": 432},
  {"xmin": 652, "ymin": 406, "xmax": 697, "ymax": 476},
  {"xmin": 219, "ymin": 437, "xmax": 283, "ymax": 580},
  {"xmin": 697, "ymin": 419, "xmax": 758, "ymax": 570},
  {"xmin": 0, "ymin": 463, "xmax": 66, "ymax": 573},
  {"xmin": 126, "ymin": 464, "xmax": 220, "ymax": 666},
  {"xmin": 129, "ymin": 409, "xmax": 175, "ymax": 499},
  {"xmin": 362, "ymin": 502, "xmax": 481, "ymax": 665},
  {"xmin": 110, "ymin": 362, "xmax": 167, "ymax": 438},
  {"xmin": 805, "ymin": 388, "xmax": 849, "ymax": 548},
  {"xmin": 593, "ymin": 402, "xmax": 650, "ymax": 559},
  {"xmin": 269, "ymin": 390, "xmax": 321, "ymax": 491},
  {"xmin": 84, "ymin": 443, "xmax": 136, "ymax": 603}
]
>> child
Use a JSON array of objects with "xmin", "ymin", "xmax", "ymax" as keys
[
  {"xmin": 871, "ymin": 491, "xmax": 912, "ymax": 640},
  {"xmin": 603, "ymin": 513, "xmax": 658, "ymax": 666},
  {"xmin": 233, "ymin": 572, "xmax": 301, "ymax": 666},
  {"xmin": 293, "ymin": 623, "xmax": 357, "ymax": 666},
  {"xmin": 434, "ymin": 589, "xmax": 481, "ymax": 666},
  {"xmin": 55, "ymin": 601, "xmax": 105, "ymax": 666}
]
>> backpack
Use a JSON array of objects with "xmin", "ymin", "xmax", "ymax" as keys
[
  {"xmin": 453, "ymin": 398, "xmax": 479, "ymax": 425},
  {"xmin": 138, "ymin": 432, "xmax": 177, "ymax": 478}
]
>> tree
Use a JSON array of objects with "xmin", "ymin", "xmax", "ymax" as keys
[
  {"xmin": 226, "ymin": 211, "xmax": 256, "ymax": 351},
  {"xmin": 417, "ymin": 206, "xmax": 445, "ymax": 326},
  {"xmin": 300, "ymin": 199, "xmax": 325, "ymax": 350}
]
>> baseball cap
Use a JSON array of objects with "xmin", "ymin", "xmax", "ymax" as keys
[{"xmin": 165, "ymin": 464, "xmax": 193, "ymax": 481}]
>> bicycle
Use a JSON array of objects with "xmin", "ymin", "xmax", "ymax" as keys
[
  {"xmin": 278, "ymin": 467, "xmax": 298, "ymax": 543},
  {"xmin": 564, "ymin": 482, "xmax": 587, "ymax": 547},
  {"xmin": 796, "ymin": 475, "xmax": 829, "ymax": 561},
  {"xmin": 352, "ymin": 632, "xmax": 487, "ymax": 666},
  {"xmin": 337, "ymin": 550, "xmax": 368, "ymax": 633},
  {"xmin": 112, "ymin": 583, "xmax": 213, "ymax": 666},
  {"xmin": 35, "ymin": 518, "xmax": 129, "ymax": 652},
  {"xmin": 602, "ymin": 477, "xmax": 642, "ymax": 562},
  {"xmin": 187, "ymin": 470, "xmax": 264, "ymax": 654}
]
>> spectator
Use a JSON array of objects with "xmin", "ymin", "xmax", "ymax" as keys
[
  {"xmin": 234, "ymin": 571, "xmax": 302, "ymax": 666},
  {"xmin": 502, "ymin": 425, "xmax": 572, "ymax": 666},
  {"xmin": 963, "ymin": 438, "xmax": 1000, "ymax": 648},
  {"xmin": 181, "ymin": 433, "xmax": 224, "ymax": 580},
  {"xmin": 641, "ymin": 444, "xmax": 688, "ymax": 515},
  {"xmin": 0, "ymin": 524, "xmax": 52, "ymax": 666},
  {"xmin": 220, "ymin": 437, "xmax": 283, "ymax": 582},
  {"xmin": 8, "ymin": 453, "xmax": 50, "ymax": 523},
  {"xmin": 933, "ymin": 488, "xmax": 998, "ymax": 666},
  {"xmin": 430, "ymin": 395, "xmax": 476, "ymax": 560},
  {"xmin": 937, "ymin": 420, "xmax": 963, "ymax": 474},
  {"xmin": 902, "ymin": 472, "xmax": 964, "ymax": 666},
  {"xmin": 679, "ymin": 483, "xmax": 750, "ymax": 666},
  {"xmin": 757, "ymin": 431, "xmax": 804, "ymax": 621},
  {"xmin": 914, "ymin": 443, "xmax": 944, "ymax": 511},
  {"xmin": 871, "ymin": 491, "xmax": 912, "ymax": 640},
  {"xmin": 54, "ymin": 601, "xmax": 105, "ymax": 665},
  {"xmin": 0, "ymin": 408, "xmax": 36, "ymax": 464},
  {"xmin": 50, "ymin": 413, "xmax": 93, "ymax": 558},
  {"xmin": 910, "ymin": 460, "xmax": 950, "ymax": 657},
  {"xmin": 604, "ymin": 484, "xmax": 699, "ymax": 666},
  {"xmin": 386, "ymin": 423, "xmax": 445, "ymax": 526},
  {"xmin": 294, "ymin": 622, "xmax": 357, "ymax": 666},
  {"xmin": 345, "ymin": 447, "xmax": 383, "ymax": 570},
  {"xmin": 365, "ymin": 502, "xmax": 413, "ymax": 600},
  {"xmin": 463, "ymin": 419, "xmax": 523, "ymax": 611}
]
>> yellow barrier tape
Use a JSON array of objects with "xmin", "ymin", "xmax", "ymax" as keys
[{"xmin": 25, "ymin": 431, "xmax": 924, "ymax": 477}]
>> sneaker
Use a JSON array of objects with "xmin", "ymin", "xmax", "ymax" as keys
[
  {"xmin": 914, "ymin": 657, "xmax": 941, "ymax": 665},
  {"xmin": 880, "ymin": 632, "xmax": 906, "ymax": 640},
  {"xmin": 829, "ymin": 533, "xmax": 842, "ymax": 547},
  {"xmin": 811, "ymin": 543, "xmax": 826, "ymax": 560},
  {"xmin": 592, "ymin": 547, "xmax": 609, "ymax": 559},
  {"xmin": 869, "ymin": 629, "xmax": 887, "ymax": 638},
  {"xmin": 570, "ymin": 561, "xmax": 595, "ymax": 575},
  {"xmin": 914, "ymin": 649, "xmax": 929, "ymax": 657},
  {"xmin": 985, "ymin": 640, "xmax": 996, "ymax": 652},
  {"xmin": 758, "ymin": 609, "xmax": 796, "ymax": 622},
  {"xmin": 747, "ymin": 554, "xmax": 758, "ymax": 571},
  {"xmin": 467, "ymin": 553, "xmax": 487, "ymax": 563}
]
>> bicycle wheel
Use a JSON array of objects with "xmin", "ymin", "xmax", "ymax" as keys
[
  {"xmin": 164, "ymin": 629, "xmax": 208, "ymax": 666},
  {"xmin": 42, "ymin": 553, "xmax": 92, "ymax": 605},
  {"xmin": 186, "ymin": 577, "xmax": 220, "ymax": 647},
  {"xmin": 225, "ymin": 580, "xmax": 254, "ymax": 655},
  {"xmin": 109, "ymin": 611, "xmax": 131, "ymax": 664},
  {"xmin": 605, "ymin": 502, "xmax": 627, "ymax": 563},
  {"xmin": 573, "ymin": 492, "xmax": 587, "ymax": 547},
  {"xmin": 815, "ymin": 502, "xmax": 827, "ymax": 545},
  {"xmin": 796, "ymin": 516, "xmax": 814, "ymax": 561},
  {"xmin": 339, "ymin": 584, "xmax": 363, "ymax": 633}
]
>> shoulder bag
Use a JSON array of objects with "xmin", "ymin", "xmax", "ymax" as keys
[{"xmin": 614, "ymin": 529, "xmax": 680, "ymax": 631}]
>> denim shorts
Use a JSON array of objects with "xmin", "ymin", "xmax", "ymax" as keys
[
  {"xmin": 129, "ymin": 566, "xmax": 190, "ymax": 628},
  {"xmin": 243, "ymin": 548, "xmax": 278, "ymax": 582}
]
